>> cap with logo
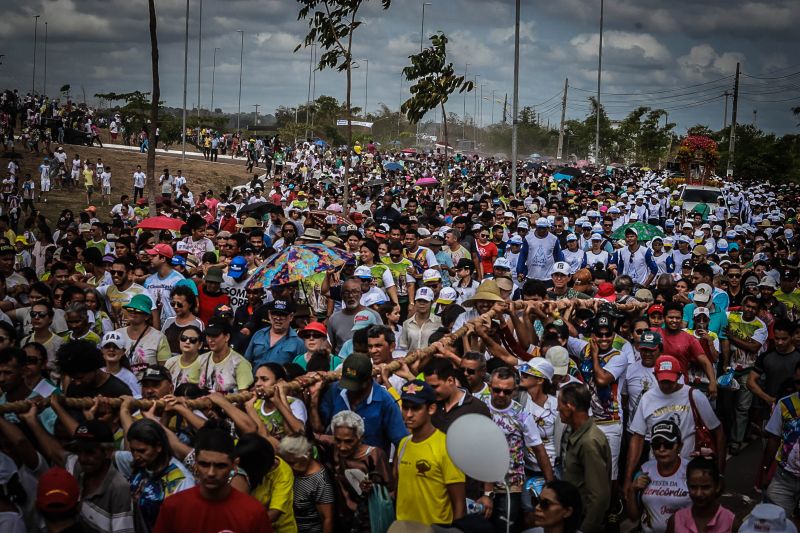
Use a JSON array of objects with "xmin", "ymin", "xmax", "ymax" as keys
[
  {"xmin": 422, "ymin": 269, "xmax": 442, "ymax": 283},
  {"xmin": 436, "ymin": 287, "xmax": 458, "ymax": 305},
  {"xmin": 551, "ymin": 262, "xmax": 570, "ymax": 276},
  {"xmin": 399, "ymin": 379, "xmax": 436, "ymax": 405},
  {"xmin": 693, "ymin": 306, "xmax": 711, "ymax": 318},
  {"xmin": 650, "ymin": 420, "xmax": 682, "ymax": 443},
  {"xmin": 592, "ymin": 314, "xmax": 614, "ymax": 333},
  {"xmin": 693, "ymin": 283, "xmax": 713, "ymax": 304},
  {"xmin": 268, "ymin": 299, "xmax": 296, "ymax": 315},
  {"xmin": 759, "ymin": 276, "xmax": 778, "ymax": 289},
  {"xmin": 351, "ymin": 310, "xmax": 379, "ymax": 331},
  {"xmin": 36, "ymin": 467, "xmax": 80, "ymax": 513},
  {"xmin": 415, "ymin": 287, "xmax": 435, "ymax": 302},
  {"xmin": 654, "ymin": 355, "xmax": 682, "ymax": 382},
  {"xmin": 639, "ymin": 330, "xmax": 662, "ymax": 350},
  {"xmin": 100, "ymin": 331, "xmax": 127, "ymax": 349},
  {"xmin": 354, "ymin": 265, "xmax": 373, "ymax": 279},
  {"xmin": 228, "ymin": 256, "xmax": 248, "ymax": 279},
  {"xmin": 69, "ymin": 420, "xmax": 115, "ymax": 449},
  {"xmin": 339, "ymin": 353, "xmax": 373, "ymax": 391},
  {"xmin": 140, "ymin": 364, "xmax": 172, "ymax": 383},
  {"xmin": 204, "ymin": 318, "xmax": 233, "ymax": 337}
]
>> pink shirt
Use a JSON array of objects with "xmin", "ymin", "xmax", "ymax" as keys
[{"xmin": 673, "ymin": 504, "xmax": 735, "ymax": 533}]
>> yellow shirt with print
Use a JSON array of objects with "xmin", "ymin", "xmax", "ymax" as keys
[
  {"xmin": 252, "ymin": 457, "xmax": 297, "ymax": 533},
  {"xmin": 396, "ymin": 428, "xmax": 465, "ymax": 525}
]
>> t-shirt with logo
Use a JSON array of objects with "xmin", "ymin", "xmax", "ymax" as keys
[
  {"xmin": 488, "ymin": 400, "xmax": 544, "ymax": 488},
  {"xmin": 221, "ymin": 274, "xmax": 249, "ymax": 314},
  {"xmin": 579, "ymin": 345, "xmax": 627, "ymax": 424},
  {"xmin": 622, "ymin": 359, "xmax": 657, "ymax": 420},
  {"xmin": 726, "ymin": 311, "xmax": 768, "ymax": 373},
  {"xmin": 114, "ymin": 327, "xmax": 172, "ymax": 379},
  {"xmin": 637, "ymin": 458, "xmax": 691, "ymax": 533},
  {"xmin": 144, "ymin": 270, "xmax": 185, "ymax": 321},
  {"xmin": 765, "ymin": 392, "xmax": 800, "ymax": 475},
  {"xmin": 396, "ymin": 429, "xmax": 465, "ymax": 525}
]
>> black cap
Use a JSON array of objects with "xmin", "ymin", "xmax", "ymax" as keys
[
  {"xmin": 205, "ymin": 319, "xmax": 232, "ymax": 337},
  {"xmin": 455, "ymin": 258, "xmax": 474, "ymax": 271},
  {"xmin": 651, "ymin": 420, "xmax": 682, "ymax": 443},
  {"xmin": 267, "ymin": 299, "xmax": 296, "ymax": 315},
  {"xmin": 781, "ymin": 267, "xmax": 798, "ymax": 280},
  {"xmin": 592, "ymin": 314, "xmax": 614, "ymax": 333},
  {"xmin": 68, "ymin": 420, "xmax": 114, "ymax": 449},
  {"xmin": 339, "ymin": 353, "xmax": 373, "ymax": 392},
  {"xmin": 0, "ymin": 245, "xmax": 14, "ymax": 256},
  {"xmin": 140, "ymin": 364, "xmax": 172, "ymax": 383},
  {"xmin": 681, "ymin": 259, "xmax": 693, "ymax": 268}
]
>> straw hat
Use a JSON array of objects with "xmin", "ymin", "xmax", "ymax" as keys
[{"xmin": 463, "ymin": 279, "xmax": 505, "ymax": 307}]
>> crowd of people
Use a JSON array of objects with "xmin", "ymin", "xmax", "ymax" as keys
[{"xmin": 0, "ymin": 89, "xmax": 799, "ymax": 533}]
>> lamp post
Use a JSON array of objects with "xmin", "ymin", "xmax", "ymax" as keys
[
  {"xmin": 357, "ymin": 58, "xmax": 369, "ymax": 118},
  {"xmin": 43, "ymin": 22, "xmax": 48, "ymax": 96},
  {"xmin": 237, "ymin": 30, "xmax": 244, "ymax": 133},
  {"xmin": 32, "ymin": 15, "xmax": 40, "ymax": 95},
  {"xmin": 462, "ymin": 62, "xmax": 469, "ymax": 139},
  {"xmin": 511, "ymin": 0, "xmax": 520, "ymax": 193},
  {"xmin": 415, "ymin": 2, "xmax": 431, "ymax": 146},
  {"xmin": 210, "ymin": 47, "xmax": 220, "ymax": 114},
  {"xmin": 181, "ymin": 0, "xmax": 189, "ymax": 162},
  {"xmin": 595, "ymin": 0, "xmax": 604, "ymax": 164},
  {"xmin": 197, "ymin": 0, "xmax": 202, "ymax": 119}
]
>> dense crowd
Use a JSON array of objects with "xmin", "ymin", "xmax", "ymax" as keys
[{"xmin": 0, "ymin": 90, "xmax": 799, "ymax": 533}]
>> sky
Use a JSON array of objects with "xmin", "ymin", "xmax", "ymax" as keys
[{"xmin": 1, "ymin": 0, "xmax": 799, "ymax": 136}]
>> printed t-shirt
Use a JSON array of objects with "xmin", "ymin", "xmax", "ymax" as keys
[{"xmin": 637, "ymin": 458, "xmax": 691, "ymax": 533}]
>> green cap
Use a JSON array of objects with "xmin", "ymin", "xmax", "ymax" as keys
[
  {"xmin": 123, "ymin": 294, "xmax": 153, "ymax": 315},
  {"xmin": 205, "ymin": 267, "xmax": 224, "ymax": 283},
  {"xmin": 339, "ymin": 353, "xmax": 373, "ymax": 392}
]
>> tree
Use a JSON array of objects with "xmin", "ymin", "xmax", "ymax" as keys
[
  {"xmin": 401, "ymin": 32, "xmax": 473, "ymax": 209},
  {"xmin": 295, "ymin": 0, "xmax": 392, "ymax": 214},
  {"xmin": 147, "ymin": 0, "xmax": 160, "ymax": 208}
]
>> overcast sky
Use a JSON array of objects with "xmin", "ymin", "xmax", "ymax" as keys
[{"xmin": 1, "ymin": 0, "xmax": 799, "ymax": 135}]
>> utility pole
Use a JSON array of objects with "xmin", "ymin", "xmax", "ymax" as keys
[
  {"xmin": 416, "ymin": 2, "xmax": 431, "ymax": 147},
  {"xmin": 306, "ymin": 45, "xmax": 314, "ymax": 137},
  {"xmin": 462, "ymin": 62, "xmax": 469, "ymax": 140},
  {"xmin": 726, "ymin": 62, "xmax": 740, "ymax": 177},
  {"xmin": 253, "ymin": 104, "xmax": 260, "ymax": 127},
  {"xmin": 197, "ymin": 0, "xmax": 202, "ymax": 119},
  {"xmin": 503, "ymin": 93, "xmax": 508, "ymax": 124},
  {"xmin": 722, "ymin": 91, "xmax": 731, "ymax": 130},
  {"xmin": 511, "ymin": 0, "xmax": 521, "ymax": 194},
  {"xmin": 595, "ymin": 0, "xmax": 604, "ymax": 165},
  {"xmin": 753, "ymin": 109, "xmax": 757, "ymax": 128},
  {"xmin": 237, "ymin": 30, "xmax": 244, "ymax": 133},
  {"xmin": 181, "ymin": 0, "xmax": 189, "ymax": 162},
  {"xmin": 556, "ymin": 78, "xmax": 568, "ymax": 160},
  {"xmin": 491, "ymin": 89, "xmax": 496, "ymax": 125},
  {"xmin": 43, "ymin": 22, "xmax": 47, "ymax": 96},
  {"xmin": 473, "ymin": 74, "xmax": 479, "ymax": 148},
  {"xmin": 210, "ymin": 47, "xmax": 220, "ymax": 114},
  {"xmin": 32, "ymin": 15, "xmax": 40, "ymax": 95}
]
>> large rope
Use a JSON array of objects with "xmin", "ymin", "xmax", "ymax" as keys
[{"xmin": 0, "ymin": 297, "xmax": 646, "ymax": 414}]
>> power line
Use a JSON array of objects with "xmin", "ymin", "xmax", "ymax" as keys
[
  {"xmin": 568, "ymin": 74, "xmax": 733, "ymax": 96},
  {"xmin": 742, "ymin": 70, "xmax": 800, "ymax": 80}
]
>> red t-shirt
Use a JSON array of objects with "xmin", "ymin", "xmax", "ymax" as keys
[
  {"xmin": 153, "ymin": 486, "xmax": 273, "ymax": 533},
  {"xmin": 659, "ymin": 328, "xmax": 705, "ymax": 375},
  {"xmin": 476, "ymin": 241, "xmax": 498, "ymax": 276},
  {"xmin": 198, "ymin": 286, "xmax": 230, "ymax": 326}
]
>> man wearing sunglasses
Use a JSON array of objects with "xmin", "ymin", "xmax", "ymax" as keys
[{"xmin": 477, "ymin": 366, "xmax": 553, "ymax": 531}]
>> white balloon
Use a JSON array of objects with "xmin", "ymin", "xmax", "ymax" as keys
[{"xmin": 446, "ymin": 414, "xmax": 509, "ymax": 483}]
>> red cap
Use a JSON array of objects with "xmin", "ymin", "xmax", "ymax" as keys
[
  {"xmin": 299, "ymin": 321, "xmax": 328, "ymax": 338},
  {"xmin": 37, "ymin": 467, "xmax": 80, "ymax": 512},
  {"xmin": 654, "ymin": 355, "xmax": 682, "ymax": 382},
  {"xmin": 147, "ymin": 243, "xmax": 174, "ymax": 259},
  {"xmin": 648, "ymin": 304, "xmax": 665, "ymax": 315},
  {"xmin": 596, "ymin": 282, "xmax": 616, "ymax": 302}
]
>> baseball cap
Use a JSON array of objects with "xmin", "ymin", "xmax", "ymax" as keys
[
  {"xmin": 100, "ymin": 331, "xmax": 127, "ymax": 349},
  {"xmin": 205, "ymin": 267, "xmax": 224, "ymax": 283},
  {"xmin": 339, "ymin": 353, "xmax": 373, "ymax": 392},
  {"xmin": 739, "ymin": 503, "xmax": 798, "ymax": 533},
  {"xmin": 545, "ymin": 346, "xmax": 570, "ymax": 376},
  {"xmin": 590, "ymin": 233, "xmax": 603, "ymax": 241},
  {"xmin": 782, "ymin": 268, "xmax": 799, "ymax": 281},
  {"xmin": 693, "ymin": 283, "xmax": 712, "ymax": 304},
  {"xmin": 759, "ymin": 276, "xmax": 778, "ymax": 289},
  {"xmin": 596, "ymin": 282, "xmax": 616, "ymax": 302},
  {"xmin": 654, "ymin": 355, "xmax": 682, "ymax": 382},
  {"xmin": 436, "ymin": 287, "xmax": 457, "ymax": 304},
  {"xmin": 651, "ymin": 420, "xmax": 682, "ymax": 444},
  {"xmin": 517, "ymin": 220, "xmax": 530, "ymax": 230},
  {"xmin": 399, "ymin": 379, "xmax": 436, "ymax": 405},
  {"xmin": 228, "ymin": 256, "xmax": 247, "ymax": 279},
  {"xmin": 354, "ymin": 265, "xmax": 373, "ymax": 279},
  {"xmin": 422, "ymin": 269, "xmax": 442, "ymax": 283},
  {"xmin": 535, "ymin": 217, "xmax": 550, "ymax": 228},
  {"xmin": 693, "ymin": 306, "xmax": 711, "ymax": 318},
  {"xmin": 267, "ymin": 299, "xmax": 296, "ymax": 315},
  {"xmin": 140, "ymin": 364, "xmax": 172, "ymax": 383},
  {"xmin": 647, "ymin": 304, "xmax": 664, "ymax": 316},
  {"xmin": 592, "ymin": 314, "xmax": 614, "ymax": 334},
  {"xmin": 639, "ymin": 330, "xmax": 662, "ymax": 350},
  {"xmin": 361, "ymin": 291, "xmax": 387, "ymax": 307},
  {"xmin": 493, "ymin": 257, "xmax": 512, "ymax": 270},
  {"xmin": 509, "ymin": 235, "xmax": 523, "ymax": 245},
  {"xmin": 78, "ymin": 223, "xmax": 92, "ymax": 233},
  {"xmin": 693, "ymin": 244, "xmax": 708, "ymax": 256},
  {"xmin": 171, "ymin": 255, "xmax": 187, "ymax": 267},
  {"xmin": 518, "ymin": 358, "xmax": 554, "ymax": 382},
  {"xmin": 566, "ymin": 233, "xmax": 578, "ymax": 242},
  {"xmin": 123, "ymin": 294, "xmax": 153, "ymax": 315},
  {"xmin": 147, "ymin": 243, "xmax": 174, "ymax": 259},
  {"xmin": 69, "ymin": 420, "xmax": 115, "ymax": 449},
  {"xmin": 415, "ymin": 287, "xmax": 435, "ymax": 302},
  {"xmin": 551, "ymin": 262, "xmax": 570, "ymax": 276},
  {"xmin": 351, "ymin": 310, "xmax": 379, "ymax": 331},
  {"xmin": 204, "ymin": 318, "xmax": 232, "ymax": 337},
  {"xmin": 37, "ymin": 467, "xmax": 80, "ymax": 513},
  {"xmin": 299, "ymin": 321, "xmax": 327, "ymax": 339}
]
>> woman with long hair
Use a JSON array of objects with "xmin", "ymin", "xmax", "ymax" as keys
[
  {"xmin": 85, "ymin": 287, "xmax": 114, "ymax": 337},
  {"xmin": 244, "ymin": 362, "xmax": 306, "ymax": 443},
  {"xmin": 531, "ymin": 479, "xmax": 583, "ymax": 533},
  {"xmin": 160, "ymin": 285, "xmax": 203, "ymax": 356},
  {"xmin": 359, "ymin": 239, "xmax": 398, "ymax": 304}
]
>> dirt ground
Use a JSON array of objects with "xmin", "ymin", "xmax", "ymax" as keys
[{"xmin": 3, "ymin": 142, "xmax": 260, "ymax": 224}]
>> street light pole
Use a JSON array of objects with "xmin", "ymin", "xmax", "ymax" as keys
[
  {"xmin": 211, "ymin": 47, "xmax": 220, "ymax": 114},
  {"xmin": 511, "ymin": 0, "xmax": 520, "ymax": 194},
  {"xmin": 43, "ymin": 22, "xmax": 48, "ymax": 96},
  {"xmin": 181, "ymin": 0, "xmax": 189, "ymax": 162},
  {"xmin": 197, "ymin": 0, "xmax": 202, "ymax": 119},
  {"xmin": 595, "ymin": 0, "xmax": 604, "ymax": 164},
  {"xmin": 237, "ymin": 30, "xmax": 244, "ymax": 133},
  {"xmin": 473, "ymin": 74, "xmax": 480, "ymax": 148},
  {"xmin": 363, "ymin": 58, "xmax": 368, "ymax": 118},
  {"xmin": 253, "ymin": 104, "xmax": 260, "ymax": 127},
  {"xmin": 32, "ymin": 15, "xmax": 40, "ymax": 96},
  {"xmin": 462, "ymin": 62, "xmax": 469, "ymax": 139}
]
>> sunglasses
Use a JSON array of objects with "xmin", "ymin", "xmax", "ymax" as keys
[
  {"xmin": 171, "ymin": 301, "xmax": 184, "ymax": 308},
  {"xmin": 179, "ymin": 335, "xmax": 200, "ymax": 343},
  {"xmin": 303, "ymin": 333, "xmax": 326, "ymax": 340},
  {"xmin": 634, "ymin": 328, "xmax": 646, "ymax": 335},
  {"xmin": 595, "ymin": 331, "xmax": 614, "ymax": 338},
  {"xmin": 31, "ymin": 311, "xmax": 49, "ymax": 319},
  {"xmin": 111, "ymin": 270, "xmax": 126, "ymax": 276},
  {"xmin": 461, "ymin": 368, "xmax": 479, "ymax": 375},
  {"xmin": 536, "ymin": 499, "xmax": 560, "ymax": 511},
  {"xmin": 651, "ymin": 440, "xmax": 677, "ymax": 450},
  {"xmin": 491, "ymin": 387, "xmax": 515, "ymax": 396},
  {"xmin": 25, "ymin": 357, "xmax": 41, "ymax": 365},
  {"xmin": 728, "ymin": 273, "xmax": 741, "ymax": 278}
]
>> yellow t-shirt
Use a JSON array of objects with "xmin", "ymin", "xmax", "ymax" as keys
[
  {"xmin": 396, "ymin": 429, "xmax": 465, "ymax": 525},
  {"xmin": 83, "ymin": 169, "xmax": 94, "ymax": 187},
  {"xmin": 252, "ymin": 458, "xmax": 297, "ymax": 533}
]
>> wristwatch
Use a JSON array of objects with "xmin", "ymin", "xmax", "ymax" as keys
[{"xmin": 482, "ymin": 491, "xmax": 495, "ymax": 499}]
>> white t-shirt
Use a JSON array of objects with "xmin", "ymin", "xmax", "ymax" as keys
[
  {"xmin": 221, "ymin": 275, "xmax": 249, "ymax": 313},
  {"xmin": 622, "ymin": 360, "xmax": 657, "ymax": 419},
  {"xmin": 521, "ymin": 394, "xmax": 558, "ymax": 465},
  {"xmin": 629, "ymin": 385, "xmax": 720, "ymax": 457},
  {"xmin": 100, "ymin": 171, "xmax": 112, "ymax": 188},
  {"xmin": 638, "ymin": 458, "xmax": 691, "ymax": 533},
  {"xmin": 133, "ymin": 171, "xmax": 146, "ymax": 188}
]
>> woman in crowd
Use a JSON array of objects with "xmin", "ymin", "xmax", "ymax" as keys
[
  {"xmin": 85, "ymin": 287, "xmax": 114, "ymax": 337},
  {"xmin": 530, "ymin": 479, "xmax": 583, "ymax": 533},
  {"xmin": 292, "ymin": 322, "xmax": 341, "ymax": 371},
  {"xmin": 277, "ymin": 435, "xmax": 335, "ymax": 533},
  {"xmin": 160, "ymin": 285, "xmax": 203, "ymax": 355},
  {"xmin": 163, "ymin": 325, "xmax": 203, "ymax": 386},
  {"xmin": 246, "ymin": 362, "xmax": 307, "ymax": 444},
  {"xmin": 359, "ymin": 239, "xmax": 397, "ymax": 304}
]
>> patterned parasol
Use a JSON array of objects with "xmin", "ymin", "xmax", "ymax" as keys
[
  {"xmin": 610, "ymin": 221, "xmax": 665, "ymax": 241},
  {"xmin": 247, "ymin": 244, "xmax": 354, "ymax": 288}
]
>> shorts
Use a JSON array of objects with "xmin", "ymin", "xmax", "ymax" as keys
[
  {"xmin": 598, "ymin": 421, "xmax": 623, "ymax": 481},
  {"xmin": 85, "ymin": 185, "xmax": 94, "ymax": 194},
  {"xmin": 40, "ymin": 180, "xmax": 50, "ymax": 192},
  {"xmin": 71, "ymin": 170, "xmax": 80, "ymax": 179},
  {"xmin": 103, "ymin": 185, "xmax": 111, "ymax": 195}
]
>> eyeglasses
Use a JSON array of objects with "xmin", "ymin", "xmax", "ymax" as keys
[
  {"xmin": 491, "ymin": 387, "xmax": 515, "ymax": 395},
  {"xmin": 171, "ymin": 301, "xmax": 184, "ymax": 308},
  {"xmin": 479, "ymin": 234, "xmax": 489, "ymax": 238},
  {"xmin": 728, "ymin": 273, "xmax": 742, "ymax": 278},
  {"xmin": 179, "ymin": 335, "xmax": 200, "ymax": 343},
  {"xmin": 536, "ymin": 499, "xmax": 560, "ymax": 511},
  {"xmin": 595, "ymin": 331, "xmax": 614, "ymax": 338},
  {"xmin": 651, "ymin": 440, "xmax": 677, "ymax": 450},
  {"xmin": 31, "ymin": 311, "xmax": 48, "ymax": 319}
]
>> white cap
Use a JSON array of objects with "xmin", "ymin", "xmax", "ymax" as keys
[
  {"xmin": 759, "ymin": 277, "xmax": 778, "ymax": 289},
  {"xmin": 422, "ymin": 268, "xmax": 442, "ymax": 283},
  {"xmin": 566, "ymin": 233, "xmax": 578, "ymax": 242},
  {"xmin": 517, "ymin": 220, "xmax": 530, "ymax": 230},
  {"xmin": 415, "ymin": 286, "xmax": 435, "ymax": 302},
  {"xmin": 545, "ymin": 346, "xmax": 570, "ymax": 376},
  {"xmin": 101, "ymin": 331, "xmax": 127, "ymax": 349},
  {"xmin": 693, "ymin": 307, "xmax": 710, "ymax": 317},
  {"xmin": 494, "ymin": 257, "xmax": 512, "ymax": 270},
  {"xmin": 693, "ymin": 283, "xmax": 713, "ymax": 303},
  {"xmin": 354, "ymin": 265, "xmax": 373, "ymax": 279},
  {"xmin": 361, "ymin": 291, "xmax": 387, "ymax": 307},
  {"xmin": 436, "ymin": 287, "xmax": 458, "ymax": 304},
  {"xmin": 519, "ymin": 358, "xmax": 555, "ymax": 382},
  {"xmin": 535, "ymin": 217, "xmax": 550, "ymax": 228},
  {"xmin": 551, "ymin": 261, "xmax": 570, "ymax": 276}
]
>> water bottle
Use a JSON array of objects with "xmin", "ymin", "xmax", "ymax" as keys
[{"xmin": 466, "ymin": 498, "xmax": 484, "ymax": 515}]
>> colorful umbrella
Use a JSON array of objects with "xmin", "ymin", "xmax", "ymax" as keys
[
  {"xmin": 137, "ymin": 216, "xmax": 185, "ymax": 231},
  {"xmin": 247, "ymin": 244, "xmax": 354, "ymax": 288},
  {"xmin": 306, "ymin": 210, "xmax": 353, "ymax": 227},
  {"xmin": 610, "ymin": 221, "xmax": 665, "ymax": 241},
  {"xmin": 415, "ymin": 176, "xmax": 439, "ymax": 186}
]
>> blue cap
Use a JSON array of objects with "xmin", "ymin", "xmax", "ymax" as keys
[
  {"xmin": 228, "ymin": 256, "xmax": 247, "ymax": 278},
  {"xmin": 171, "ymin": 255, "xmax": 186, "ymax": 267},
  {"xmin": 174, "ymin": 278, "xmax": 198, "ymax": 296}
]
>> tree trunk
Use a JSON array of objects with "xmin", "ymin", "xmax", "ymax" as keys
[
  {"xmin": 441, "ymin": 101, "xmax": 449, "ymax": 213},
  {"xmin": 147, "ymin": 0, "xmax": 160, "ymax": 209},
  {"xmin": 343, "ymin": 61, "xmax": 351, "ymax": 215}
]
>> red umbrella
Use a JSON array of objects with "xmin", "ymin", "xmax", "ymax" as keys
[{"xmin": 137, "ymin": 216, "xmax": 185, "ymax": 231}]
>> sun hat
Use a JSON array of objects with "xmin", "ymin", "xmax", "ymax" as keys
[
  {"xmin": 739, "ymin": 503, "xmax": 798, "ymax": 533},
  {"xmin": 205, "ymin": 267, "xmax": 224, "ymax": 283},
  {"xmin": 462, "ymin": 279, "xmax": 505, "ymax": 307},
  {"xmin": 123, "ymin": 294, "xmax": 152, "ymax": 315},
  {"xmin": 518, "ymin": 358, "xmax": 554, "ymax": 382},
  {"xmin": 544, "ymin": 346, "xmax": 570, "ymax": 376}
]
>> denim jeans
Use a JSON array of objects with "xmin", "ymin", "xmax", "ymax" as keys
[{"xmin": 766, "ymin": 466, "xmax": 800, "ymax": 516}]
